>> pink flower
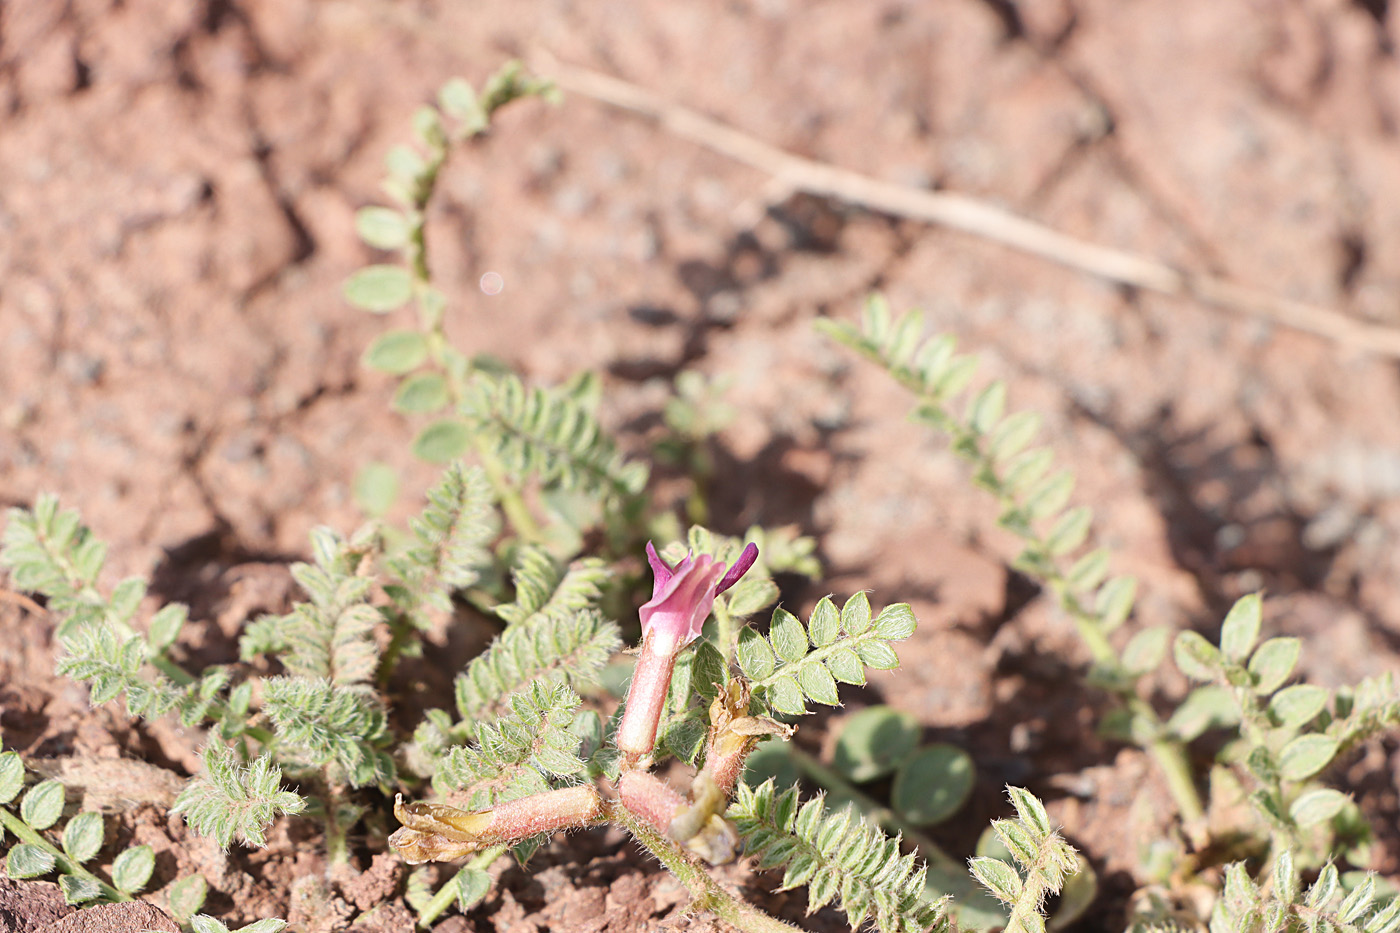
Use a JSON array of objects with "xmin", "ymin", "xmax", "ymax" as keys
[
  {"xmin": 639, "ymin": 541, "xmax": 759, "ymax": 656},
  {"xmin": 617, "ymin": 541, "xmax": 758, "ymax": 765}
]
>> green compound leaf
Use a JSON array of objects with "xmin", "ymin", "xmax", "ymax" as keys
[
  {"xmin": 352, "ymin": 461, "xmax": 399, "ymax": 518},
  {"xmin": 1219, "ymin": 593, "xmax": 1262, "ymax": 663},
  {"xmin": 168, "ymin": 873, "xmax": 209, "ymax": 923},
  {"xmin": 6, "ymin": 843, "xmax": 55, "ymax": 879},
  {"xmin": 112, "ymin": 844, "xmax": 156, "ymax": 894},
  {"xmin": 62, "ymin": 811, "xmax": 105, "ymax": 863},
  {"xmin": 344, "ymin": 264, "xmax": 414, "ymax": 313},
  {"xmin": 413, "ymin": 418, "xmax": 473, "ymax": 462},
  {"xmin": 1278, "ymin": 734, "xmax": 1340, "ymax": 782},
  {"xmin": 893, "ymin": 743, "xmax": 976, "ymax": 826},
  {"xmin": 832, "ymin": 706, "xmax": 919, "ymax": 783},
  {"xmin": 394, "ymin": 372, "xmax": 451, "ymax": 414},
  {"xmin": 355, "ymin": 206, "xmax": 411, "ymax": 251},
  {"xmin": 21, "ymin": 779, "xmax": 65, "ymax": 830},
  {"xmin": 0, "ymin": 752, "xmax": 23, "ymax": 805},
  {"xmin": 363, "ymin": 329, "xmax": 428, "ymax": 374},
  {"xmin": 59, "ymin": 874, "xmax": 102, "ymax": 905},
  {"xmin": 1289, "ymin": 788, "xmax": 1350, "ymax": 827}
]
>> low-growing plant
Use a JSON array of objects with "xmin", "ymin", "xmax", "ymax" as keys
[{"xmin": 2, "ymin": 59, "xmax": 1398, "ymax": 933}]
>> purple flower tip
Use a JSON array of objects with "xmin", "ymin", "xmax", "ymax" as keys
[
  {"xmin": 717, "ymin": 542, "xmax": 759, "ymax": 594},
  {"xmin": 639, "ymin": 540, "xmax": 760, "ymax": 655}
]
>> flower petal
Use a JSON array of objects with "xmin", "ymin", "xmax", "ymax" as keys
[
  {"xmin": 716, "ymin": 542, "xmax": 759, "ymax": 594},
  {"xmin": 645, "ymin": 541, "xmax": 674, "ymax": 594}
]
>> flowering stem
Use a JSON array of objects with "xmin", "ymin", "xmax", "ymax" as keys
[
  {"xmin": 606, "ymin": 800, "xmax": 802, "ymax": 933},
  {"xmin": 616, "ymin": 641, "xmax": 679, "ymax": 764}
]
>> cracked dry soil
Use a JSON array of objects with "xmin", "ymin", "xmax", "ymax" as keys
[{"xmin": 4, "ymin": 0, "xmax": 1400, "ymax": 930}]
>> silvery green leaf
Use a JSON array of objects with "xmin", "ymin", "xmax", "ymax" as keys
[
  {"xmin": 1269, "ymin": 684, "xmax": 1330, "ymax": 729},
  {"xmin": 893, "ymin": 745, "xmax": 975, "ymax": 826},
  {"xmin": 355, "ymin": 206, "xmax": 410, "ymax": 251},
  {"xmin": 806, "ymin": 597, "xmax": 840, "ymax": 647},
  {"xmin": 455, "ymin": 866, "xmax": 491, "ymax": 911},
  {"xmin": 1340, "ymin": 874, "xmax": 1375, "ymax": 923},
  {"xmin": 112, "ymin": 844, "xmax": 155, "ymax": 894},
  {"xmin": 1121, "ymin": 627, "xmax": 1169, "ymax": 676},
  {"xmin": 1173, "ymin": 630, "xmax": 1222, "ymax": 682},
  {"xmin": 6, "ymin": 843, "xmax": 55, "ymax": 879},
  {"xmin": 856, "ymin": 641, "xmax": 898, "ymax": 670},
  {"xmin": 970, "ymin": 856, "xmax": 1023, "ymax": 904},
  {"xmin": 61, "ymin": 811, "xmax": 104, "ymax": 863},
  {"xmin": 1066, "ymin": 549, "xmax": 1110, "ymax": 593},
  {"xmin": 797, "ymin": 664, "xmax": 840, "ymax": 706},
  {"xmin": 1093, "ymin": 576, "xmax": 1136, "ymax": 633},
  {"xmin": 235, "ymin": 922, "xmax": 288, "ymax": 933},
  {"xmin": 737, "ymin": 627, "xmax": 776, "ymax": 681},
  {"xmin": 108, "ymin": 577, "xmax": 146, "ymax": 623},
  {"xmin": 873, "ymin": 603, "xmax": 916, "ymax": 640},
  {"xmin": 832, "ymin": 707, "xmax": 919, "ymax": 783},
  {"xmin": 840, "ymin": 592, "xmax": 873, "ymax": 635},
  {"xmin": 21, "ymin": 779, "xmax": 65, "ymax": 830},
  {"xmin": 393, "ymin": 372, "xmax": 450, "ymax": 414},
  {"xmin": 967, "ymin": 381, "xmax": 1006, "ymax": 434},
  {"xmin": 1045, "ymin": 507, "xmax": 1093, "ymax": 556},
  {"xmin": 1023, "ymin": 470, "xmax": 1075, "ymax": 522},
  {"xmin": 363, "ymin": 329, "xmax": 428, "ymax": 374},
  {"xmin": 1165, "ymin": 685, "xmax": 1238, "ymax": 742},
  {"xmin": 1289, "ymin": 788, "xmax": 1349, "ymax": 827},
  {"xmin": 989, "ymin": 411, "xmax": 1041, "ymax": 462},
  {"xmin": 148, "ymin": 603, "xmax": 188, "ymax": 652},
  {"xmin": 412, "ymin": 418, "xmax": 472, "ymax": 462},
  {"xmin": 1219, "ymin": 594, "xmax": 1262, "ymax": 663},
  {"xmin": 58, "ymin": 874, "xmax": 102, "ymax": 905},
  {"xmin": 725, "ymin": 577, "xmax": 779, "ymax": 619},
  {"xmin": 191, "ymin": 916, "xmax": 232, "ymax": 933},
  {"xmin": 1248, "ymin": 636, "xmax": 1300, "ymax": 694},
  {"xmin": 0, "ymin": 752, "xmax": 24, "ymax": 804},
  {"xmin": 1306, "ymin": 864, "xmax": 1339, "ymax": 910},
  {"xmin": 769, "ymin": 609, "xmax": 808, "ymax": 664},
  {"xmin": 168, "ymin": 872, "xmax": 209, "ymax": 922},
  {"xmin": 344, "ymin": 265, "xmax": 414, "ymax": 314},
  {"xmin": 1278, "ymin": 734, "xmax": 1339, "ymax": 781},
  {"xmin": 767, "ymin": 676, "xmax": 806, "ymax": 716}
]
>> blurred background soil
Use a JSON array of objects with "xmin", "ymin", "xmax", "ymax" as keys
[{"xmin": 3, "ymin": 0, "xmax": 1400, "ymax": 929}]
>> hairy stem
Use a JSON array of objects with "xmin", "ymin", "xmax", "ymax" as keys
[
  {"xmin": 0, "ymin": 808, "xmax": 128, "ymax": 902},
  {"xmin": 474, "ymin": 441, "xmax": 544, "ymax": 545},
  {"xmin": 607, "ymin": 800, "xmax": 802, "ymax": 933}
]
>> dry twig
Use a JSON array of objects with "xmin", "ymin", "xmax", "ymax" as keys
[{"xmin": 541, "ymin": 56, "xmax": 1400, "ymax": 360}]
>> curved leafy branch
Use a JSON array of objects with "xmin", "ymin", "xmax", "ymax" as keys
[
  {"xmin": 736, "ymin": 594, "xmax": 915, "ymax": 716},
  {"xmin": 729, "ymin": 779, "xmax": 951, "ymax": 933}
]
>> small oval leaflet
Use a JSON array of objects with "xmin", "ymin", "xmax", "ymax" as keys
[
  {"xmin": 893, "ymin": 744, "xmax": 975, "ymax": 826},
  {"xmin": 833, "ymin": 706, "xmax": 919, "ymax": 783}
]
